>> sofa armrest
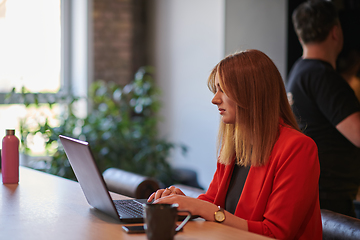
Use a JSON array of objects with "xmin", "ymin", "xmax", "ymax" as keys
[
  {"xmin": 321, "ymin": 209, "xmax": 360, "ymax": 240},
  {"xmin": 103, "ymin": 168, "xmax": 160, "ymax": 199}
]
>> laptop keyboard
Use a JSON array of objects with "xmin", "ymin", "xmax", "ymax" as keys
[{"xmin": 114, "ymin": 200, "xmax": 144, "ymax": 218}]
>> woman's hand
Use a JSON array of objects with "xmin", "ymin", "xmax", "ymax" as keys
[
  {"xmin": 147, "ymin": 186, "xmax": 185, "ymax": 202},
  {"xmin": 151, "ymin": 193, "xmax": 249, "ymax": 231},
  {"xmin": 153, "ymin": 194, "xmax": 218, "ymax": 220}
]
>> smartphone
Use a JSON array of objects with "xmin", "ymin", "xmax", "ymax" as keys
[{"xmin": 122, "ymin": 225, "xmax": 145, "ymax": 234}]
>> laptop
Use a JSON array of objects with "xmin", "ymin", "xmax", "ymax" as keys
[{"xmin": 59, "ymin": 135, "xmax": 148, "ymax": 223}]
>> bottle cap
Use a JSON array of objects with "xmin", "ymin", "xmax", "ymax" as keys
[{"xmin": 5, "ymin": 129, "xmax": 15, "ymax": 135}]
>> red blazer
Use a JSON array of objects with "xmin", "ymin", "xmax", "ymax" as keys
[{"xmin": 198, "ymin": 124, "xmax": 322, "ymax": 239}]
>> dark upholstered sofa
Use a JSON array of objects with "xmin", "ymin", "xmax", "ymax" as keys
[
  {"xmin": 321, "ymin": 209, "xmax": 360, "ymax": 240},
  {"xmin": 103, "ymin": 167, "xmax": 205, "ymax": 199}
]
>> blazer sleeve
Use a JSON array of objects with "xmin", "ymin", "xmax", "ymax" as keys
[
  {"xmin": 247, "ymin": 134, "xmax": 320, "ymax": 239},
  {"xmin": 197, "ymin": 162, "xmax": 224, "ymax": 203}
]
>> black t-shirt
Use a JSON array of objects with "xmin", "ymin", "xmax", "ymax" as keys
[
  {"xmin": 225, "ymin": 164, "xmax": 250, "ymax": 214},
  {"xmin": 286, "ymin": 58, "xmax": 360, "ymax": 193}
]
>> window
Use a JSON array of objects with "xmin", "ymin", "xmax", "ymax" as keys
[
  {"xmin": 0, "ymin": 0, "xmax": 61, "ymax": 93},
  {"xmin": 0, "ymin": 0, "xmax": 63, "ymax": 156},
  {"xmin": 0, "ymin": 0, "xmax": 91, "ymax": 159}
]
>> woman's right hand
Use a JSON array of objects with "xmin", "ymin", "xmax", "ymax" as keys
[{"xmin": 147, "ymin": 185, "xmax": 185, "ymax": 202}]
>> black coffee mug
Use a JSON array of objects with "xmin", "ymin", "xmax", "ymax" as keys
[{"xmin": 143, "ymin": 203, "xmax": 192, "ymax": 240}]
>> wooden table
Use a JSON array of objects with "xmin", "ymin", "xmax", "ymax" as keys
[{"xmin": 0, "ymin": 167, "xmax": 272, "ymax": 240}]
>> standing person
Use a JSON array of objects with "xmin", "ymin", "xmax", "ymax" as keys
[
  {"xmin": 148, "ymin": 49, "xmax": 322, "ymax": 239},
  {"xmin": 286, "ymin": 0, "xmax": 360, "ymax": 217}
]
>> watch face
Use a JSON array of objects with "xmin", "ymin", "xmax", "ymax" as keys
[{"xmin": 215, "ymin": 211, "xmax": 225, "ymax": 222}]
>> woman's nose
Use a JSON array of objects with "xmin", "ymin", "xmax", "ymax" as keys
[{"xmin": 212, "ymin": 93, "xmax": 221, "ymax": 105}]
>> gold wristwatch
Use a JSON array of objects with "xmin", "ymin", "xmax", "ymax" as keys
[{"xmin": 214, "ymin": 206, "xmax": 226, "ymax": 223}]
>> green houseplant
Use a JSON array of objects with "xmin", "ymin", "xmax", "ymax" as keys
[{"xmin": 11, "ymin": 67, "xmax": 186, "ymax": 186}]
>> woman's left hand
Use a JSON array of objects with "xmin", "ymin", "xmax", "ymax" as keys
[
  {"xmin": 153, "ymin": 194, "xmax": 218, "ymax": 220},
  {"xmin": 155, "ymin": 194, "xmax": 249, "ymax": 231},
  {"xmin": 147, "ymin": 186, "xmax": 185, "ymax": 202}
]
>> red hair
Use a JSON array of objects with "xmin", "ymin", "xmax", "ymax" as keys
[{"xmin": 208, "ymin": 50, "xmax": 299, "ymax": 166}]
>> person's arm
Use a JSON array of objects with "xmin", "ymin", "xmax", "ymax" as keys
[
  {"xmin": 196, "ymin": 163, "xmax": 222, "ymax": 203},
  {"xmin": 147, "ymin": 185, "xmax": 248, "ymax": 230},
  {"xmin": 153, "ymin": 194, "xmax": 248, "ymax": 231},
  {"xmin": 336, "ymin": 111, "xmax": 360, "ymax": 147},
  {"xmin": 311, "ymin": 72, "xmax": 360, "ymax": 147},
  {"xmin": 148, "ymin": 162, "xmax": 249, "ymax": 230},
  {"xmin": 148, "ymin": 161, "xmax": 224, "ymax": 203}
]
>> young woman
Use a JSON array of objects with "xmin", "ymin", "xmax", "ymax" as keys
[{"xmin": 148, "ymin": 50, "xmax": 322, "ymax": 239}]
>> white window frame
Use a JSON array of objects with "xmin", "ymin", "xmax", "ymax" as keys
[
  {"xmin": 0, "ymin": 0, "xmax": 92, "ymax": 167},
  {"xmin": 0, "ymin": 0, "xmax": 92, "ymax": 104}
]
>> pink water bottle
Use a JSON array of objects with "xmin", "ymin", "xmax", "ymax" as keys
[{"xmin": 2, "ymin": 129, "xmax": 19, "ymax": 184}]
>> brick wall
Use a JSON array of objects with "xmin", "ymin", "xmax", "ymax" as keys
[{"xmin": 93, "ymin": 0, "xmax": 146, "ymax": 85}]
